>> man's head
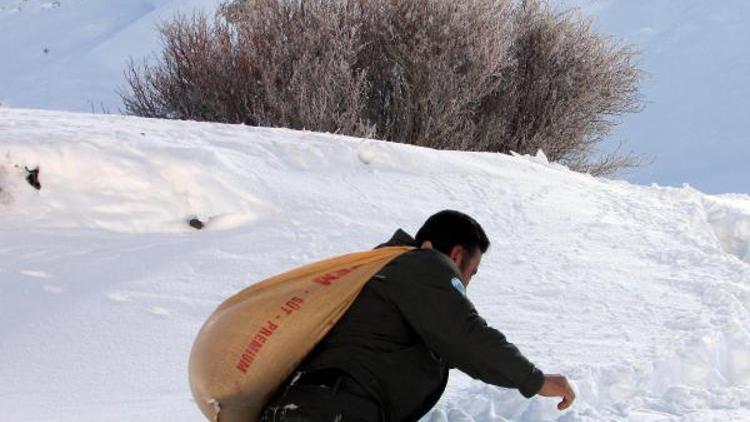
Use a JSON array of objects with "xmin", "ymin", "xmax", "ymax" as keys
[{"xmin": 415, "ymin": 210, "xmax": 490, "ymax": 286}]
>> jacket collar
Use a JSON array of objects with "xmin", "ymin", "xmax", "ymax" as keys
[{"xmin": 375, "ymin": 229, "xmax": 417, "ymax": 249}]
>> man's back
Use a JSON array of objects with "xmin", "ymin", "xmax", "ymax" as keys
[{"xmin": 299, "ymin": 244, "xmax": 455, "ymax": 421}]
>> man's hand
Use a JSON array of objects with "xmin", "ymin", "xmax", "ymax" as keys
[{"xmin": 538, "ymin": 374, "xmax": 576, "ymax": 410}]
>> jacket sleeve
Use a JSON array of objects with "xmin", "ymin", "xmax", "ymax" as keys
[{"xmin": 380, "ymin": 249, "xmax": 545, "ymax": 398}]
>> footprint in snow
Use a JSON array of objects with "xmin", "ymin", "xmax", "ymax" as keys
[
  {"xmin": 20, "ymin": 270, "xmax": 51, "ymax": 279},
  {"xmin": 107, "ymin": 291, "xmax": 132, "ymax": 302},
  {"xmin": 149, "ymin": 306, "xmax": 170, "ymax": 317},
  {"xmin": 41, "ymin": 2, "xmax": 61, "ymax": 10},
  {"xmin": 43, "ymin": 285, "xmax": 64, "ymax": 295}
]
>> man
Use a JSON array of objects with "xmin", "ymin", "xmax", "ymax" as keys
[{"xmin": 261, "ymin": 210, "xmax": 575, "ymax": 421}]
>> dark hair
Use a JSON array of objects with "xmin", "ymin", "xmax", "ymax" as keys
[{"xmin": 415, "ymin": 210, "xmax": 490, "ymax": 256}]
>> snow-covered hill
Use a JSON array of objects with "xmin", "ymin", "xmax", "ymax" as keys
[
  {"xmin": 1, "ymin": 108, "xmax": 749, "ymax": 421},
  {"xmin": 0, "ymin": 0, "xmax": 220, "ymax": 111},
  {"xmin": 2, "ymin": 0, "xmax": 749, "ymax": 194}
]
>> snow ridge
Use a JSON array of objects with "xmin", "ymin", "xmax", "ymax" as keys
[{"xmin": 0, "ymin": 108, "xmax": 749, "ymax": 421}]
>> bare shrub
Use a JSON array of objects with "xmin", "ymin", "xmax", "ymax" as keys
[
  {"xmin": 122, "ymin": 7, "xmax": 370, "ymax": 135},
  {"xmin": 121, "ymin": 0, "xmax": 642, "ymax": 175},
  {"xmin": 502, "ymin": 0, "xmax": 643, "ymax": 174}
]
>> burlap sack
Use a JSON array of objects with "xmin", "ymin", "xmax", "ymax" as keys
[{"xmin": 189, "ymin": 246, "xmax": 413, "ymax": 422}]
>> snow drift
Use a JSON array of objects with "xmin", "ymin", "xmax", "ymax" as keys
[{"xmin": 0, "ymin": 108, "xmax": 749, "ymax": 421}]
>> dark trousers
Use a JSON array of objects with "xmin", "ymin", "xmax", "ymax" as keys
[{"xmin": 260, "ymin": 369, "xmax": 383, "ymax": 422}]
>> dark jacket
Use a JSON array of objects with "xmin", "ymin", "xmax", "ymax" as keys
[{"xmin": 299, "ymin": 229, "xmax": 545, "ymax": 422}]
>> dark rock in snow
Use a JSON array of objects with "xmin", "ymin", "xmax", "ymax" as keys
[
  {"xmin": 189, "ymin": 218, "xmax": 205, "ymax": 230},
  {"xmin": 25, "ymin": 167, "xmax": 41, "ymax": 190}
]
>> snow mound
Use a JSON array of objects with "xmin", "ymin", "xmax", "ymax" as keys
[
  {"xmin": 1, "ymin": 112, "xmax": 274, "ymax": 233},
  {"xmin": 703, "ymin": 195, "xmax": 750, "ymax": 263},
  {"xmin": 1, "ymin": 108, "xmax": 749, "ymax": 421}
]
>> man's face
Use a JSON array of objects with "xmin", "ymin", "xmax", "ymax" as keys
[
  {"xmin": 458, "ymin": 249, "xmax": 482, "ymax": 286},
  {"xmin": 420, "ymin": 241, "xmax": 482, "ymax": 287},
  {"xmin": 448, "ymin": 245, "xmax": 481, "ymax": 287}
]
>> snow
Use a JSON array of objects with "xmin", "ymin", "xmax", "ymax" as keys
[
  {"xmin": 0, "ymin": 0, "xmax": 221, "ymax": 112},
  {"xmin": 2, "ymin": 0, "xmax": 749, "ymax": 194},
  {"xmin": 1, "ymin": 107, "xmax": 749, "ymax": 421}
]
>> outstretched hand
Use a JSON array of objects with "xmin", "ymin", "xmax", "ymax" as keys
[{"xmin": 538, "ymin": 374, "xmax": 576, "ymax": 410}]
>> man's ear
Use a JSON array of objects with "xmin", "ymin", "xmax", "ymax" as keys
[
  {"xmin": 449, "ymin": 245, "xmax": 464, "ymax": 267},
  {"xmin": 420, "ymin": 240, "xmax": 433, "ymax": 249}
]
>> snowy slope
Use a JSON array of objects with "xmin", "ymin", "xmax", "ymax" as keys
[
  {"xmin": 2, "ymin": 0, "xmax": 750, "ymax": 195},
  {"xmin": 1, "ymin": 108, "xmax": 749, "ymax": 421},
  {"xmin": 0, "ymin": 0, "xmax": 221, "ymax": 112}
]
